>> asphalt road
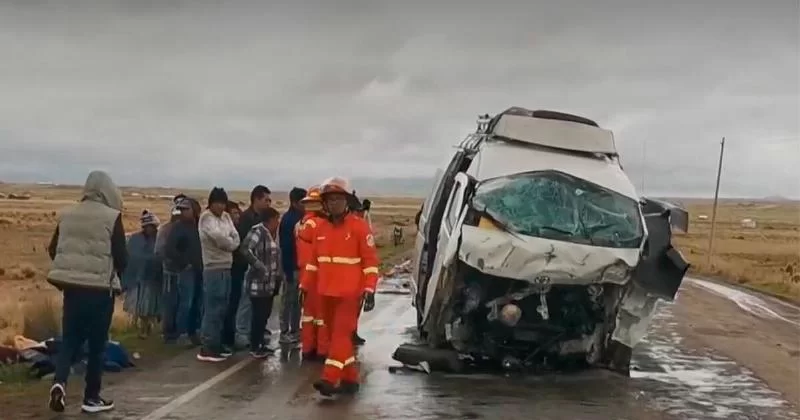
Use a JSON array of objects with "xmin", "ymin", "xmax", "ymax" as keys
[{"xmin": 50, "ymin": 280, "xmax": 800, "ymax": 420}]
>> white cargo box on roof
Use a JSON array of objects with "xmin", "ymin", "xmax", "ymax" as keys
[{"xmin": 490, "ymin": 109, "xmax": 618, "ymax": 156}]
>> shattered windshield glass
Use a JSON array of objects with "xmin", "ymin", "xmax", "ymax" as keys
[{"xmin": 471, "ymin": 171, "xmax": 643, "ymax": 248}]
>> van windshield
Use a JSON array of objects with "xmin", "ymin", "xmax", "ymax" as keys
[{"xmin": 471, "ymin": 171, "xmax": 643, "ymax": 249}]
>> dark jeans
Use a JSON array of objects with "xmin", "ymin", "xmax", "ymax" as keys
[
  {"xmin": 249, "ymin": 296, "xmax": 274, "ymax": 351},
  {"xmin": 200, "ymin": 268, "xmax": 232, "ymax": 353},
  {"xmin": 223, "ymin": 265, "xmax": 247, "ymax": 346},
  {"xmin": 188, "ymin": 268, "xmax": 204, "ymax": 335},
  {"xmin": 162, "ymin": 268, "xmax": 196, "ymax": 340},
  {"xmin": 53, "ymin": 286, "xmax": 114, "ymax": 400},
  {"xmin": 280, "ymin": 271, "xmax": 301, "ymax": 335}
]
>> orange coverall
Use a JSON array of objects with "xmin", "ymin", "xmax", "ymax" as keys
[
  {"xmin": 302, "ymin": 213, "xmax": 380, "ymax": 385},
  {"xmin": 297, "ymin": 213, "xmax": 328, "ymax": 357}
]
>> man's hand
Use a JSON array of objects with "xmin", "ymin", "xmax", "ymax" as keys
[{"xmin": 362, "ymin": 291, "xmax": 375, "ymax": 312}]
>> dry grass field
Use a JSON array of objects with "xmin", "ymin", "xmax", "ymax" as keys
[
  {"xmin": 671, "ymin": 199, "xmax": 800, "ymax": 301},
  {"xmin": 0, "ymin": 183, "xmax": 420, "ymax": 346},
  {"xmin": 0, "ymin": 183, "xmax": 798, "ymax": 345}
]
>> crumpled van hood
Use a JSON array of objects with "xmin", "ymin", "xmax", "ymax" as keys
[
  {"xmin": 458, "ymin": 225, "xmax": 640, "ymax": 285},
  {"xmin": 81, "ymin": 170, "xmax": 123, "ymax": 211}
]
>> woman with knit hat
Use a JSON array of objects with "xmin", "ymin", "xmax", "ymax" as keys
[{"xmin": 121, "ymin": 210, "xmax": 163, "ymax": 339}]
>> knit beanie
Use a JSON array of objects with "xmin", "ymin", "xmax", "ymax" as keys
[
  {"xmin": 140, "ymin": 209, "xmax": 160, "ymax": 227},
  {"xmin": 208, "ymin": 187, "xmax": 229, "ymax": 205}
]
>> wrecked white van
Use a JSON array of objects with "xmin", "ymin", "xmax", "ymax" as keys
[{"xmin": 412, "ymin": 107, "xmax": 689, "ymax": 374}]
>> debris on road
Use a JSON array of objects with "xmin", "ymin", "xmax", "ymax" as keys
[
  {"xmin": 389, "ymin": 343, "xmax": 465, "ymax": 374},
  {"xmin": 376, "ymin": 259, "xmax": 413, "ymax": 295}
]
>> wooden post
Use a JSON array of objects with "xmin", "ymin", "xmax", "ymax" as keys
[{"xmin": 706, "ymin": 137, "xmax": 726, "ymax": 266}]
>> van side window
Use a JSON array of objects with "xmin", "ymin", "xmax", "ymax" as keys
[{"xmin": 445, "ymin": 182, "xmax": 463, "ymax": 230}]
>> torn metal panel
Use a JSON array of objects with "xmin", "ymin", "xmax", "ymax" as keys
[
  {"xmin": 611, "ymin": 283, "xmax": 661, "ymax": 348},
  {"xmin": 458, "ymin": 225, "xmax": 640, "ymax": 286}
]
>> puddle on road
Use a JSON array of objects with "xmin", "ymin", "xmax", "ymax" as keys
[
  {"xmin": 687, "ymin": 279, "xmax": 800, "ymax": 327},
  {"xmin": 355, "ymin": 298, "xmax": 799, "ymax": 420},
  {"xmin": 632, "ymin": 303, "xmax": 799, "ymax": 420}
]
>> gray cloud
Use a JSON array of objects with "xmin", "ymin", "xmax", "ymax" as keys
[{"xmin": 0, "ymin": 0, "xmax": 797, "ymax": 198}]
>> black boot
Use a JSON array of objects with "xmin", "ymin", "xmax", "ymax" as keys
[
  {"xmin": 352, "ymin": 332, "xmax": 366, "ymax": 346},
  {"xmin": 313, "ymin": 380, "xmax": 338, "ymax": 397},
  {"xmin": 339, "ymin": 381, "xmax": 360, "ymax": 395}
]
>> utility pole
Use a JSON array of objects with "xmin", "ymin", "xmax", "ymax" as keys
[{"xmin": 706, "ymin": 137, "xmax": 726, "ymax": 266}]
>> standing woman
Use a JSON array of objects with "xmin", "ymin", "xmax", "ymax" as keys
[{"xmin": 122, "ymin": 210, "xmax": 163, "ymax": 338}]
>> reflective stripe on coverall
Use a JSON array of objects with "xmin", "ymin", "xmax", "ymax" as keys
[
  {"xmin": 297, "ymin": 214, "xmax": 328, "ymax": 356},
  {"xmin": 302, "ymin": 213, "xmax": 379, "ymax": 384}
]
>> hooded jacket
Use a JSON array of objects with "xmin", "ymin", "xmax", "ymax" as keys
[{"xmin": 47, "ymin": 170, "xmax": 127, "ymax": 292}]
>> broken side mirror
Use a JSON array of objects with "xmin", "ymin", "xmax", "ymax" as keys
[{"xmin": 633, "ymin": 198, "xmax": 691, "ymax": 300}]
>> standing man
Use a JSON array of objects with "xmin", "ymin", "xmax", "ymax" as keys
[
  {"xmin": 347, "ymin": 192, "xmax": 368, "ymax": 346},
  {"xmin": 47, "ymin": 170, "xmax": 126, "ymax": 414},
  {"xmin": 297, "ymin": 186, "xmax": 328, "ymax": 360},
  {"xmin": 163, "ymin": 198, "xmax": 203, "ymax": 346},
  {"xmin": 197, "ymin": 187, "xmax": 240, "ymax": 362},
  {"xmin": 278, "ymin": 187, "xmax": 307, "ymax": 344},
  {"xmin": 227, "ymin": 185, "xmax": 272, "ymax": 349},
  {"xmin": 302, "ymin": 177, "xmax": 380, "ymax": 396}
]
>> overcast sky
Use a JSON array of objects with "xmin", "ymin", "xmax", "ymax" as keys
[{"xmin": 0, "ymin": 0, "xmax": 797, "ymax": 198}]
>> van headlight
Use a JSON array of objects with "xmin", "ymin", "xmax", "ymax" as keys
[{"xmin": 601, "ymin": 263, "xmax": 630, "ymax": 284}]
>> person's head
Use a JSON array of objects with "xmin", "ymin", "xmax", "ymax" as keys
[
  {"xmin": 289, "ymin": 187, "xmax": 308, "ymax": 212},
  {"xmin": 207, "ymin": 187, "xmax": 229, "ymax": 217},
  {"xmin": 301, "ymin": 185, "xmax": 323, "ymax": 214},
  {"xmin": 347, "ymin": 192, "xmax": 365, "ymax": 218},
  {"xmin": 175, "ymin": 198, "xmax": 195, "ymax": 222},
  {"xmin": 260, "ymin": 207, "xmax": 281, "ymax": 235},
  {"xmin": 173, "ymin": 193, "xmax": 187, "ymax": 205},
  {"xmin": 249, "ymin": 185, "xmax": 272, "ymax": 211},
  {"xmin": 320, "ymin": 177, "xmax": 353, "ymax": 219},
  {"xmin": 226, "ymin": 201, "xmax": 242, "ymax": 225},
  {"xmin": 361, "ymin": 199, "xmax": 372, "ymax": 212},
  {"xmin": 140, "ymin": 209, "xmax": 160, "ymax": 237}
]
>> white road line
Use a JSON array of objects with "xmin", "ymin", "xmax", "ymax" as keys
[
  {"xmin": 139, "ymin": 357, "xmax": 253, "ymax": 420},
  {"xmin": 138, "ymin": 295, "xmax": 410, "ymax": 419}
]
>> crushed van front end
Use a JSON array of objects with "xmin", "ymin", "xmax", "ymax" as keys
[{"xmin": 420, "ymin": 171, "xmax": 689, "ymax": 375}]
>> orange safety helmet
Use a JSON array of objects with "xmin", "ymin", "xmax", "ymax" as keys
[
  {"xmin": 319, "ymin": 177, "xmax": 352, "ymax": 196},
  {"xmin": 300, "ymin": 185, "xmax": 322, "ymax": 203}
]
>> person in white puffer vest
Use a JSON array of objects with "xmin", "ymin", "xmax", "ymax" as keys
[
  {"xmin": 46, "ymin": 170, "xmax": 126, "ymax": 415},
  {"xmin": 196, "ymin": 187, "xmax": 241, "ymax": 362}
]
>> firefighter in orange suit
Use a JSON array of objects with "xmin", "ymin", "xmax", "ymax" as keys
[
  {"xmin": 302, "ymin": 177, "xmax": 380, "ymax": 396},
  {"xmin": 296, "ymin": 186, "xmax": 329, "ymax": 360}
]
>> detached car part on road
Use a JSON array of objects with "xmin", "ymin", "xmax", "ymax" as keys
[{"xmin": 411, "ymin": 107, "xmax": 690, "ymax": 375}]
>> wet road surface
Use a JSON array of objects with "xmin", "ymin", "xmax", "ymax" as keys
[{"xmin": 55, "ymin": 280, "xmax": 800, "ymax": 420}]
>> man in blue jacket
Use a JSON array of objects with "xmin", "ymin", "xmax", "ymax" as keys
[{"xmin": 278, "ymin": 187, "xmax": 307, "ymax": 344}]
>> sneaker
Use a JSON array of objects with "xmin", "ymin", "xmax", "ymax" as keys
[
  {"xmin": 48, "ymin": 383, "xmax": 65, "ymax": 413},
  {"xmin": 81, "ymin": 397, "xmax": 114, "ymax": 413},
  {"xmin": 196, "ymin": 349, "xmax": 227, "ymax": 363},
  {"xmin": 249, "ymin": 347, "xmax": 271, "ymax": 359},
  {"xmin": 221, "ymin": 346, "xmax": 234, "ymax": 357}
]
